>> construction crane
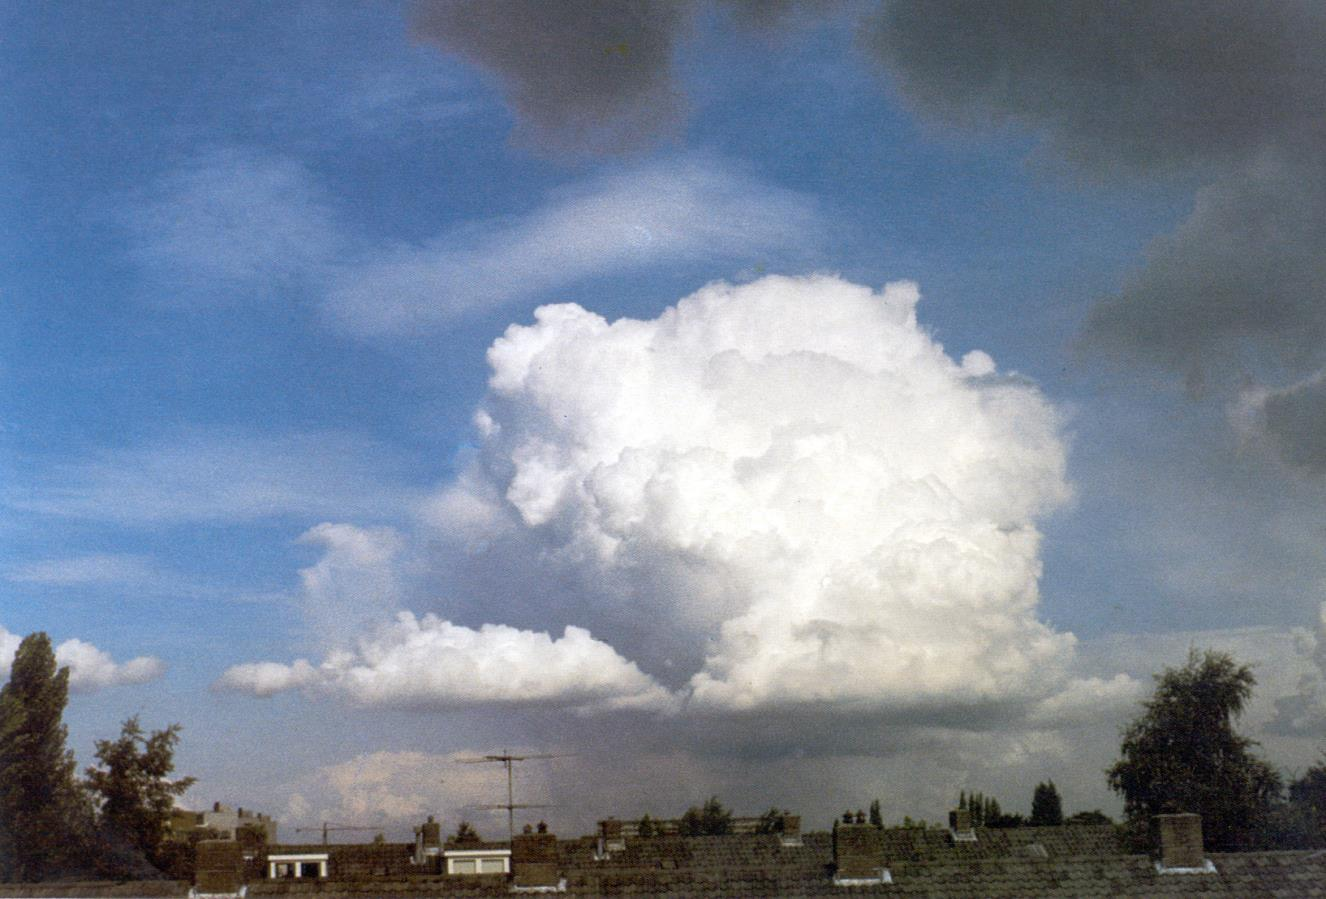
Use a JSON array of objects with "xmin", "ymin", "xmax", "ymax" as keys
[
  {"xmin": 456, "ymin": 751, "xmax": 570, "ymax": 842},
  {"xmin": 294, "ymin": 822, "xmax": 380, "ymax": 846}
]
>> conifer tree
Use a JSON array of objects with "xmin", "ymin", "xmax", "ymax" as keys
[
  {"xmin": 0, "ymin": 633, "xmax": 90, "ymax": 881},
  {"xmin": 1031, "ymin": 781, "xmax": 1064, "ymax": 826}
]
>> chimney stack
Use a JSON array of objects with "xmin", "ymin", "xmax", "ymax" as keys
[
  {"xmin": 832, "ymin": 820, "xmax": 889, "ymax": 886},
  {"xmin": 512, "ymin": 824, "xmax": 561, "ymax": 891},
  {"xmin": 194, "ymin": 839, "xmax": 244, "ymax": 894},
  {"xmin": 1155, "ymin": 814, "xmax": 1209, "ymax": 871},
  {"xmin": 778, "ymin": 813, "xmax": 801, "ymax": 847},
  {"xmin": 949, "ymin": 807, "xmax": 976, "ymax": 843},
  {"xmin": 599, "ymin": 818, "xmax": 625, "ymax": 853}
]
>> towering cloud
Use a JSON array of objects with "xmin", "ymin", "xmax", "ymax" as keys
[{"xmin": 439, "ymin": 274, "xmax": 1075, "ymax": 713}]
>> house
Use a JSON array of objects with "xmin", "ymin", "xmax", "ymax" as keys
[
  {"xmin": 167, "ymin": 802, "xmax": 278, "ymax": 843},
  {"xmin": 4, "ymin": 809, "xmax": 1322, "ymax": 897}
]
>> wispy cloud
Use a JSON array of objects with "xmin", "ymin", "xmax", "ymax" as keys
[
  {"xmin": 124, "ymin": 150, "xmax": 824, "ymax": 337},
  {"xmin": 125, "ymin": 147, "xmax": 343, "ymax": 305},
  {"xmin": 6, "ymin": 553, "xmax": 162, "ymax": 586},
  {"xmin": 321, "ymin": 157, "xmax": 823, "ymax": 336},
  {"xmin": 10, "ymin": 430, "xmax": 418, "ymax": 526}
]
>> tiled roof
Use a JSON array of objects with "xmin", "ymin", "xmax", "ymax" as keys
[
  {"xmin": 6, "ymin": 829, "xmax": 1324, "ymax": 897},
  {"xmin": 238, "ymin": 828, "xmax": 1326, "ymax": 898}
]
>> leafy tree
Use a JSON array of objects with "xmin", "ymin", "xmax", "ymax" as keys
[
  {"xmin": 1030, "ymin": 781, "xmax": 1064, "ymax": 826},
  {"xmin": 754, "ymin": 807, "xmax": 787, "ymax": 834},
  {"xmin": 153, "ymin": 826, "xmax": 222, "ymax": 881},
  {"xmin": 452, "ymin": 821, "xmax": 479, "ymax": 844},
  {"xmin": 0, "ymin": 633, "xmax": 92, "ymax": 881},
  {"xmin": 868, "ymin": 799, "xmax": 882, "ymax": 828},
  {"xmin": 1288, "ymin": 760, "xmax": 1326, "ymax": 825},
  {"xmin": 1107, "ymin": 649, "xmax": 1281, "ymax": 850},
  {"xmin": 84, "ymin": 716, "xmax": 195, "ymax": 870},
  {"xmin": 1277, "ymin": 760, "xmax": 1326, "ymax": 847},
  {"xmin": 680, "ymin": 796, "xmax": 731, "ymax": 836}
]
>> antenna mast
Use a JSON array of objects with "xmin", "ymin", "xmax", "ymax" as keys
[{"xmin": 456, "ymin": 750, "xmax": 567, "ymax": 841}]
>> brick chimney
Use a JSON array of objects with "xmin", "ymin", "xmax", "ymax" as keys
[
  {"xmin": 512, "ymin": 824, "xmax": 561, "ymax": 891},
  {"xmin": 778, "ymin": 813, "xmax": 801, "ymax": 847},
  {"xmin": 1155, "ymin": 813, "xmax": 1210, "ymax": 871},
  {"xmin": 832, "ymin": 821, "xmax": 889, "ymax": 886},
  {"xmin": 414, "ymin": 815, "xmax": 442, "ymax": 868},
  {"xmin": 194, "ymin": 839, "xmax": 244, "ymax": 895},
  {"xmin": 599, "ymin": 818, "xmax": 625, "ymax": 853},
  {"xmin": 948, "ymin": 806, "xmax": 976, "ymax": 842}
]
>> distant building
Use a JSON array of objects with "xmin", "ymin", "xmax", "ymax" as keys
[{"xmin": 168, "ymin": 801, "xmax": 278, "ymax": 843}]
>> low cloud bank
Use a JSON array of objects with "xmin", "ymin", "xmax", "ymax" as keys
[
  {"xmin": 0, "ymin": 625, "xmax": 164, "ymax": 693},
  {"xmin": 215, "ymin": 611, "xmax": 675, "ymax": 714}
]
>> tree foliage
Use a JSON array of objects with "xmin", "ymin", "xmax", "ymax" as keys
[
  {"xmin": 680, "ymin": 796, "xmax": 731, "ymax": 836},
  {"xmin": 1107, "ymin": 649, "xmax": 1281, "ymax": 850},
  {"xmin": 0, "ymin": 633, "xmax": 92, "ymax": 881},
  {"xmin": 868, "ymin": 799, "xmax": 882, "ymax": 828},
  {"xmin": 1030, "ymin": 781, "xmax": 1063, "ymax": 826},
  {"xmin": 636, "ymin": 814, "xmax": 658, "ymax": 838},
  {"xmin": 84, "ymin": 716, "xmax": 195, "ymax": 870}
]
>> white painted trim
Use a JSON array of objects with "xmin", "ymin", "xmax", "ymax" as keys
[
  {"xmin": 833, "ymin": 868, "xmax": 893, "ymax": 886},
  {"xmin": 1155, "ymin": 859, "xmax": 1217, "ymax": 874},
  {"xmin": 444, "ymin": 848, "xmax": 512, "ymax": 875},
  {"xmin": 267, "ymin": 852, "xmax": 329, "ymax": 879}
]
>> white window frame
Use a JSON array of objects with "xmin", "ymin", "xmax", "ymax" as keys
[
  {"xmin": 267, "ymin": 852, "xmax": 329, "ymax": 879},
  {"xmin": 444, "ymin": 848, "xmax": 511, "ymax": 875}
]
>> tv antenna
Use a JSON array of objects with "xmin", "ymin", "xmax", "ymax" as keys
[
  {"xmin": 456, "ymin": 750, "xmax": 571, "ymax": 841},
  {"xmin": 294, "ymin": 822, "xmax": 379, "ymax": 846}
]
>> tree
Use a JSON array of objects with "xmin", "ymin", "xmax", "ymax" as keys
[
  {"xmin": 754, "ymin": 807, "xmax": 785, "ymax": 835},
  {"xmin": 84, "ymin": 716, "xmax": 195, "ymax": 870},
  {"xmin": 868, "ymin": 799, "xmax": 882, "ymax": 828},
  {"xmin": 1107, "ymin": 649, "xmax": 1281, "ymax": 850},
  {"xmin": 680, "ymin": 796, "xmax": 731, "ymax": 836},
  {"xmin": 636, "ymin": 814, "xmax": 658, "ymax": 838},
  {"xmin": 0, "ymin": 633, "xmax": 92, "ymax": 881},
  {"xmin": 1288, "ymin": 760, "xmax": 1326, "ymax": 825},
  {"xmin": 1030, "ymin": 781, "xmax": 1063, "ymax": 826},
  {"xmin": 1279, "ymin": 759, "xmax": 1326, "ymax": 847}
]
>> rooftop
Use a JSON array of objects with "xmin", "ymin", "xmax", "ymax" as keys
[{"xmin": 2, "ymin": 824, "xmax": 1323, "ymax": 897}]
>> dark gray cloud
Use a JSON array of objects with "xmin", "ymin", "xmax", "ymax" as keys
[
  {"xmin": 867, "ymin": 1, "xmax": 1326, "ymax": 468},
  {"xmin": 411, "ymin": 0, "xmax": 692, "ymax": 156},
  {"xmin": 1084, "ymin": 151, "xmax": 1326, "ymax": 382},
  {"xmin": 1239, "ymin": 373, "xmax": 1326, "ymax": 475},
  {"xmin": 864, "ymin": 1, "xmax": 1326, "ymax": 177}
]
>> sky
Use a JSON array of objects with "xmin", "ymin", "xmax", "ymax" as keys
[{"xmin": 4, "ymin": 0, "xmax": 1326, "ymax": 841}]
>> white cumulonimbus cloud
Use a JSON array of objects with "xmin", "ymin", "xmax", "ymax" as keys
[
  {"xmin": 432, "ymin": 274, "xmax": 1077, "ymax": 713},
  {"xmin": 224, "ymin": 274, "xmax": 1089, "ymax": 718},
  {"xmin": 0, "ymin": 625, "xmax": 165, "ymax": 693},
  {"xmin": 215, "ymin": 611, "xmax": 675, "ymax": 714}
]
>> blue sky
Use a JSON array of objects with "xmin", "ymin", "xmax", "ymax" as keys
[{"xmin": 5, "ymin": 1, "xmax": 1326, "ymax": 838}]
